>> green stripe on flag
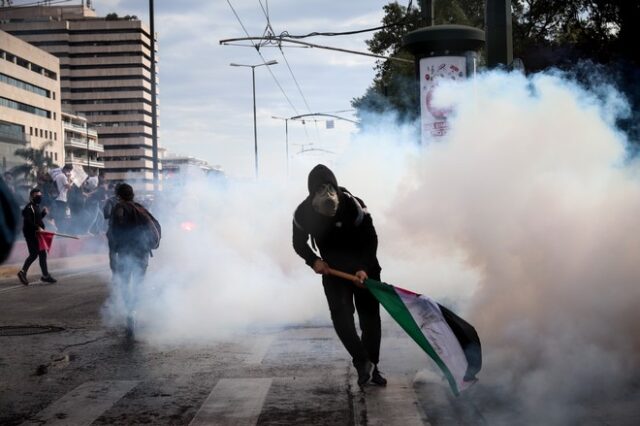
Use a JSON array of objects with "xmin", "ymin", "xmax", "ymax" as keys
[{"xmin": 365, "ymin": 278, "xmax": 460, "ymax": 395}]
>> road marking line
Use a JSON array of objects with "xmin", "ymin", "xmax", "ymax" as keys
[
  {"xmin": 244, "ymin": 335, "xmax": 275, "ymax": 364},
  {"xmin": 362, "ymin": 376, "xmax": 430, "ymax": 426},
  {"xmin": 189, "ymin": 378, "xmax": 272, "ymax": 426},
  {"xmin": 0, "ymin": 285, "xmax": 22, "ymax": 294},
  {"xmin": 21, "ymin": 380, "xmax": 138, "ymax": 426}
]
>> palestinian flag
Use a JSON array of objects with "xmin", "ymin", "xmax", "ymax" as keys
[{"xmin": 366, "ymin": 279, "xmax": 482, "ymax": 395}]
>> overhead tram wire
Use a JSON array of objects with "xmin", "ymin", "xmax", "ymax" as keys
[
  {"xmin": 220, "ymin": 36, "xmax": 413, "ymax": 64},
  {"xmin": 275, "ymin": 0, "xmax": 413, "ymax": 39},
  {"xmin": 225, "ymin": 0, "xmax": 300, "ymax": 116},
  {"xmin": 257, "ymin": 0, "xmax": 316, "ymax": 141}
]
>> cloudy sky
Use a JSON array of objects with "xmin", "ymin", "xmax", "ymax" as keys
[{"xmin": 89, "ymin": 0, "xmax": 400, "ymax": 179}]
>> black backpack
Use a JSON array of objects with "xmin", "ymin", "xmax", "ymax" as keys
[{"xmin": 132, "ymin": 203, "xmax": 161, "ymax": 250}]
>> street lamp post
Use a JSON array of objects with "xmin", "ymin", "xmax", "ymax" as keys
[
  {"xmin": 230, "ymin": 60, "xmax": 277, "ymax": 178},
  {"xmin": 271, "ymin": 116, "xmax": 289, "ymax": 176}
]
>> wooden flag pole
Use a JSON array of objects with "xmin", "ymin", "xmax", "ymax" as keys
[
  {"xmin": 37, "ymin": 230, "xmax": 80, "ymax": 240},
  {"xmin": 327, "ymin": 267, "xmax": 364, "ymax": 283}
]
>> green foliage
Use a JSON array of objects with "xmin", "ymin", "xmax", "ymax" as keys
[
  {"xmin": 352, "ymin": 1, "xmax": 485, "ymax": 125},
  {"xmin": 354, "ymin": 0, "xmax": 640, "ymax": 138},
  {"xmin": 10, "ymin": 141, "xmax": 58, "ymax": 185}
]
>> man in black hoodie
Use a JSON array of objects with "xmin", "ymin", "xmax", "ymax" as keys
[
  {"xmin": 17, "ymin": 188, "xmax": 56, "ymax": 285},
  {"xmin": 293, "ymin": 164, "xmax": 386, "ymax": 387},
  {"xmin": 108, "ymin": 183, "xmax": 159, "ymax": 337}
]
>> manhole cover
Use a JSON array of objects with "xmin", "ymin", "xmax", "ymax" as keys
[{"xmin": 0, "ymin": 326, "xmax": 65, "ymax": 336}]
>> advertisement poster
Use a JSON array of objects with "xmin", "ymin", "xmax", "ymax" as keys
[{"xmin": 419, "ymin": 56, "xmax": 467, "ymax": 143}]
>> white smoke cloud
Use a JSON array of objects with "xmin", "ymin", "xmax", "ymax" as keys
[
  {"xmin": 390, "ymin": 70, "xmax": 640, "ymax": 423},
  {"xmin": 102, "ymin": 67, "xmax": 640, "ymax": 422}
]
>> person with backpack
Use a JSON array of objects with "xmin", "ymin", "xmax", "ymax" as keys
[
  {"xmin": 108, "ymin": 183, "xmax": 160, "ymax": 336},
  {"xmin": 292, "ymin": 164, "xmax": 386, "ymax": 388}
]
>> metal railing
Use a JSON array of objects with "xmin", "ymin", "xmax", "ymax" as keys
[{"xmin": 64, "ymin": 137, "xmax": 104, "ymax": 152}]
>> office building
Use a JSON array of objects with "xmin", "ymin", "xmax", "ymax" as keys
[
  {"xmin": 0, "ymin": 29, "xmax": 63, "ymax": 172},
  {"xmin": 0, "ymin": 4, "xmax": 160, "ymax": 190}
]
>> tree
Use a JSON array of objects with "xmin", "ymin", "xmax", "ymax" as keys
[
  {"xmin": 354, "ymin": 1, "xmax": 640, "ymax": 144},
  {"xmin": 9, "ymin": 141, "xmax": 58, "ymax": 186},
  {"xmin": 352, "ymin": 1, "xmax": 484, "ymax": 125}
]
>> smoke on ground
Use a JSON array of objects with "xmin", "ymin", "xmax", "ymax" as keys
[{"xmin": 102, "ymin": 68, "xmax": 640, "ymax": 423}]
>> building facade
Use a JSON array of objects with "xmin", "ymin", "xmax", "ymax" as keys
[
  {"xmin": 61, "ymin": 110, "xmax": 103, "ymax": 174},
  {"xmin": 162, "ymin": 153, "xmax": 223, "ymax": 186},
  {"xmin": 0, "ymin": 4, "xmax": 160, "ymax": 191},
  {"xmin": 0, "ymin": 30, "xmax": 63, "ymax": 173}
]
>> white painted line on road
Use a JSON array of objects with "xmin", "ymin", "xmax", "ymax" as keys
[
  {"xmin": 0, "ymin": 285, "xmax": 22, "ymax": 294},
  {"xmin": 189, "ymin": 378, "xmax": 272, "ymax": 426},
  {"xmin": 244, "ymin": 335, "xmax": 276, "ymax": 364},
  {"xmin": 21, "ymin": 380, "xmax": 138, "ymax": 426},
  {"xmin": 364, "ymin": 376, "xmax": 430, "ymax": 426}
]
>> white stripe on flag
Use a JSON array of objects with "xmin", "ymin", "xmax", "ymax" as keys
[
  {"xmin": 189, "ymin": 378, "xmax": 272, "ymax": 426},
  {"xmin": 21, "ymin": 380, "xmax": 138, "ymax": 426},
  {"xmin": 396, "ymin": 290, "xmax": 471, "ymax": 392}
]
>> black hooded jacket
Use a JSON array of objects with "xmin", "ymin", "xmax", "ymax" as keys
[
  {"xmin": 292, "ymin": 165, "xmax": 381, "ymax": 275},
  {"xmin": 22, "ymin": 201, "xmax": 46, "ymax": 240}
]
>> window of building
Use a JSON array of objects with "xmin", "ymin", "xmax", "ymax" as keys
[
  {"xmin": 0, "ymin": 97, "xmax": 51, "ymax": 118},
  {"xmin": 29, "ymin": 127, "xmax": 33, "ymax": 135},
  {"xmin": 0, "ymin": 73, "xmax": 50, "ymax": 97},
  {"xmin": 40, "ymin": 129, "xmax": 43, "ymax": 137},
  {"xmin": 55, "ymin": 152, "xmax": 58, "ymax": 161}
]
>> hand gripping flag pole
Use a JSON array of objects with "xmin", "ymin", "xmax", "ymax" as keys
[{"xmin": 327, "ymin": 268, "xmax": 482, "ymax": 396}]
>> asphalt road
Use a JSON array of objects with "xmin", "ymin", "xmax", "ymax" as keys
[{"xmin": 0, "ymin": 264, "xmax": 638, "ymax": 425}]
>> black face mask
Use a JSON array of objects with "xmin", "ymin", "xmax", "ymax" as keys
[{"xmin": 32, "ymin": 195, "xmax": 42, "ymax": 204}]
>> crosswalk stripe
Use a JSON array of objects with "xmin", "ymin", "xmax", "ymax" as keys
[
  {"xmin": 21, "ymin": 380, "xmax": 138, "ymax": 426},
  {"xmin": 244, "ymin": 335, "xmax": 275, "ymax": 364},
  {"xmin": 358, "ymin": 376, "xmax": 430, "ymax": 426},
  {"xmin": 189, "ymin": 378, "xmax": 272, "ymax": 426}
]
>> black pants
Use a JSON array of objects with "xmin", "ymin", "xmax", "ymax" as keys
[
  {"xmin": 322, "ymin": 273, "xmax": 381, "ymax": 367},
  {"xmin": 112, "ymin": 250, "xmax": 149, "ymax": 315},
  {"xmin": 22, "ymin": 236, "xmax": 49, "ymax": 276}
]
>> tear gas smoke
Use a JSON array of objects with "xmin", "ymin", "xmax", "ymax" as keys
[{"xmin": 102, "ymin": 68, "xmax": 640, "ymax": 423}]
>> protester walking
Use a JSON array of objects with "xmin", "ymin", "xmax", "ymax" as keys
[
  {"xmin": 107, "ymin": 183, "xmax": 160, "ymax": 337},
  {"xmin": 52, "ymin": 164, "xmax": 73, "ymax": 232},
  {"xmin": 17, "ymin": 188, "xmax": 56, "ymax": 285},
  {"xmin": 103, "ymin": 182, "xmax": 120, "ymax": 273},
  {"xmin": 292, "ymin": 164, "xmax": 386, "ymax": 387}
]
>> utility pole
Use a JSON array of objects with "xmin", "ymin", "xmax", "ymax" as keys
[
  {"xmin": 419, "ymin": 0, "xmax": 434, "ymax": 26},
  {"xmin": 271, "ymin": 116, "xmax": 290, "ymax": 176},
  {"xmin": 485, "ymin": 0, "xmax": 513, "ymax": 68},
  {"xmin": 229, "ymin": 60, "xmax": 278, "ymax": 178},
  {"xmin": 149, "ymin": 0, "xmax": 159, "ymax": 191},
  {"xmin": 86, "ymin": 120, "xmax": 90, "ymax": 172}
]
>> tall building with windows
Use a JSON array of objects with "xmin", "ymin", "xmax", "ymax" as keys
[
  {"xmin": 0, "ymin": 30, "xmax": 63, "ymax": 173},
  {"xmin": 0, "ymin": 4, "xmax": 159, "ymax": 190},
  {"xmin": 61, "ymin": 110, "xmax": 104, "ymax": 174}
]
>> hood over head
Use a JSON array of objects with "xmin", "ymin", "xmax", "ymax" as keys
[{"xmin": 307, "ymin": 164, "xmax": 338, "ymax": 195}]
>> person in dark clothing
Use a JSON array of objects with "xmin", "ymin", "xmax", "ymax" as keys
[
  {"xmin": 292, "ymin": 164, "xmax": 386, "ymax": 387},
  {"xmin": 1, "ymin": 175, "xmax": 19, "ymax": 264},
  {"xmin": 104, "ymin": 182, "xmax": 120, "ymax": 273},
  {"xmin": 108, "ymin": 183, "xmax": 155, "ymax": 336},
  {"xmin": 17, "ymin": 188, "xmax": 56, "ymax": 285}
]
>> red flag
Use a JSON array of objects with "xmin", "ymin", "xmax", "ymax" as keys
[{"xmin": 37, "ymin": 231, "xmax": 54, "ymax": 253}]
